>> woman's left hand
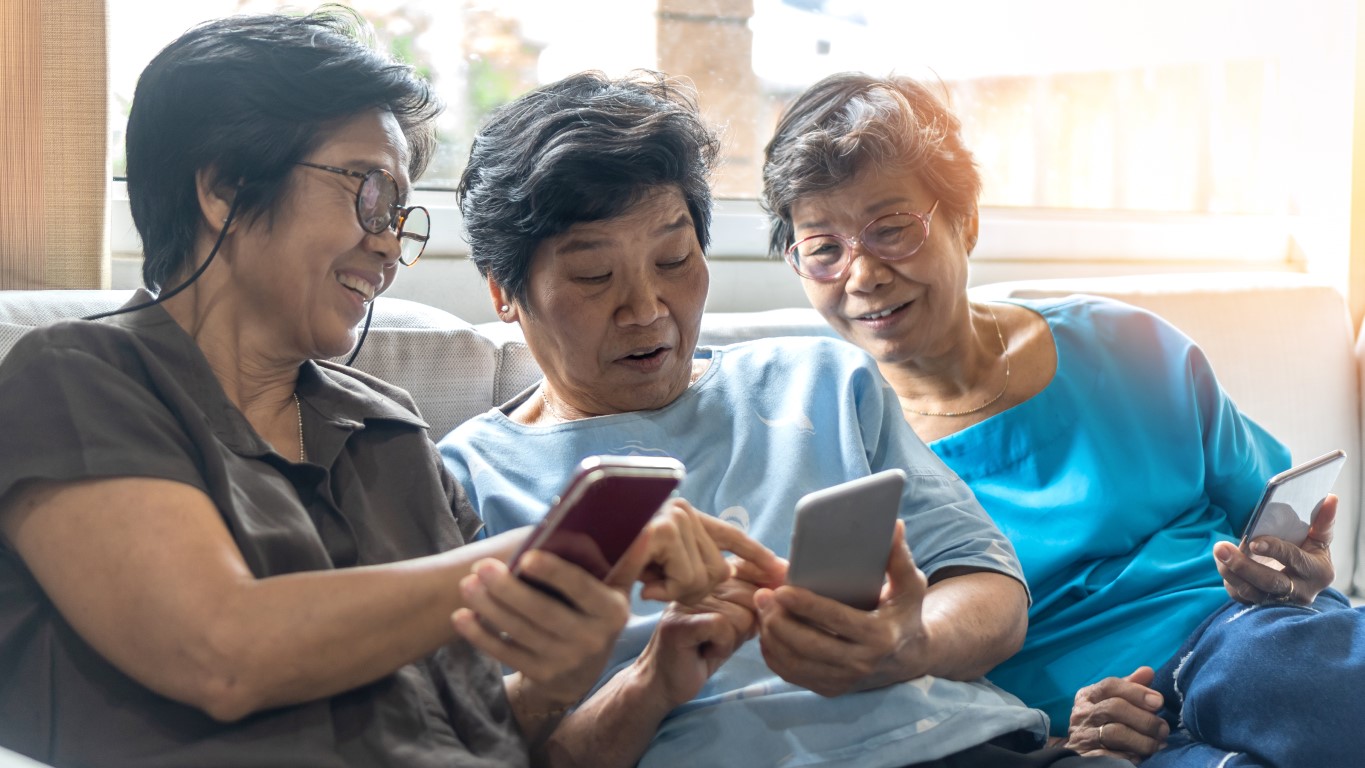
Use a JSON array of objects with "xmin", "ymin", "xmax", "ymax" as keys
[
  {"xmin": 1213, "ymin": 493, "xmax": 1337, "ymax": 606},
  {"xmin": 451, "ymin": 552, "xmax": 632, "ymax": 708},
  {"xmin": 751, "ymin": 520, "xmax": 931, "ymax": 697}
]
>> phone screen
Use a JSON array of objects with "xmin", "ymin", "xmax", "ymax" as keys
[
  {"xmin": 1240, "ymin": 449, "xmax": 1346, "ymax": 551},
  {"xmin": 511, "ymin": 456, "xmax": 684, "ymax": 597}
]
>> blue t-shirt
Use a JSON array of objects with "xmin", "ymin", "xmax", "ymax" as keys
[
  {"xmin": 440, "ymin": 336, "xmax": 1048, "ymax": 767},
  {"xmin": 931, "ymin": 296, "xmax": 1290, "ymax": 735}
]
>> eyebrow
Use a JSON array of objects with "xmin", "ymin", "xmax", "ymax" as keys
[
  {"xmin": 556, "ymin": 214, "xmax": 693, "ymax": 256},
  {"xmin": 795, "ymin": 196, "xmax": 917, "ymax": 232}
]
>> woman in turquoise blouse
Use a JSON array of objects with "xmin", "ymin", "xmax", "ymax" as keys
[{"xmin": 762, "ymin": 72, "xmax": 1361, "ymax": 767}]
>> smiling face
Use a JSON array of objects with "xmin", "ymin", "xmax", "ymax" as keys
[
  {"xmin": 217, "ymin": 108, "xmax": 411, "ymax": 361},
  {"xmin": 501, "ymin": 185, "xmax": 710, "ymax": 417},
  {"xmin": 790, "ymin": 163, "xmax": 977, "ymax": 366}
]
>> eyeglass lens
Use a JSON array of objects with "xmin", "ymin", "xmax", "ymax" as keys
[
  {"xmin": 396, "ymin": 207, "xmax": 429, "ymax": 266},
  {"xmin": 357, "ymin": 169, "xmax": 429, "ymax": 265},
  {"xmin": 790, "ymin": 213, "xmax": 926, "ymax": 278},
  {"xmin": 357, "ymin": 170, "xmax": 399, "ymax": 234}
]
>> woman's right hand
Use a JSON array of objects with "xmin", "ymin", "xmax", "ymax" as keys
[
  {"xmin": 632, "ymin": 499, "xmax": 784, "ymax": 604},
  {"xmin": 1065, "ymin": 666, "xmax": 1170, "ymax": 764}
]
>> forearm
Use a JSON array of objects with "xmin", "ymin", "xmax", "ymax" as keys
[
  {"xmin": 6, "ymin": 477, "xmax": 529, "ymax": 722},
  {"xmin": 917, "ymin": 569, "xmax": 1028, "ymax": 680},
  {"xmin": 204, "ymin": 538, "xmax": 517, "ymax": 718},
  {"xmin": 534, "ymin": 662, "xmax": 675, "ymax": 768}
]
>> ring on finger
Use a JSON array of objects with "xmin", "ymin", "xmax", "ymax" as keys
[
  {"xmin": 1098, "ymin": 722, "xmax": 1108, "ymax": 747},
  {"xmin": 1274, "ymin": 579, "xmax": 1296, "ymax": 604}
]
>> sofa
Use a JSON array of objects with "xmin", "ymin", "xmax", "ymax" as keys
[{"xmin": 1, "ymin": 271, "xmax": 1361, "ymax": 597}]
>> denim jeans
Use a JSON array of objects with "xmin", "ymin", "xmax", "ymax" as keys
[{"xmin": 1143, "ymin": 588, "xmax": 1358, "ymax": 768}]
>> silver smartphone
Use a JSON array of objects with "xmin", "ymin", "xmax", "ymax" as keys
[
  {"xmin": 1239, "ymin": 449, "xmax": 1346, "ymax": 555},
  {"xmin": 787, "ymin": 469, "xmax": 905, "ymax": 611}
]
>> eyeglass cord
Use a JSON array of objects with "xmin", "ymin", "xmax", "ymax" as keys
[{"xmin": 82, "ymin": 191, "xmax": 374, "ymax": 366}]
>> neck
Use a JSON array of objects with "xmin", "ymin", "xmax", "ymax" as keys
[
  {"xmin": 881, "ymin": 303, "xmax": 1008, "ymax": 418},
  {"xmin": 161, "ymin": 288, "xmax": 302, "ymax": 425}
]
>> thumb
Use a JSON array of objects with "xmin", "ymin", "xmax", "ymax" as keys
[
  {"xmin": 1307, "ymin": 494, "xmax": 1337, "ymax": 550},
  {"xmin": 1125, "ymin": 665, "xmax": 1156, "ymax": 687},
  {"xmin": 882, "ymin": 519, "xmax": 924, "ymax": 599},
  {"xmin": 605, "ymin": 526, "xmax": 652, "ymax": 591}
]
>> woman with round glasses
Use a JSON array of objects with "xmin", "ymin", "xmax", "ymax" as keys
[
  {"xmin": 0, "ymin": 12, "xmax": 743, "ymax": 767},
  {"xmin": 764, "ymin": 72, "xmax": 1364, "ymax": 765}
]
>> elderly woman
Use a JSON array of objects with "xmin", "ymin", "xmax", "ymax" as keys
[
  {"xmin": 437, "ymin": 71, "xmax": 1134, "ymax": 768},
  {"xmin": 0, "ymin": 13, "xmax": 736, "ymax": 767},
  {"xmin": 762, "ymin": 72, "xmax": 1365, "ymax": 766}
]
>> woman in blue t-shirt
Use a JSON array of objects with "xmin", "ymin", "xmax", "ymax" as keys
[{"xmin": 763, "ymin": 72, "xmax": 1361, "ymax": 767}]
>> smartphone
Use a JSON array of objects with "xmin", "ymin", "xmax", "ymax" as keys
[
  {"xmin": 509, "ymin": 455, "xmax": 685, "ymax": 600},
  {"xmin": 1239, "ymin": 449, "xmax": 1346, "ymax": 556},
  {"xmin": 787, "ymin": 469, "xmax": 905, "ymax": 611}
]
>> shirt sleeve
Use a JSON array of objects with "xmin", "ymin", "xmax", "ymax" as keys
[
  {"xmin": 846, "ymin": 346, "xmax": 1030, "ymax": 595},
  {"xmin": 433, "ymin": 440, "xmax": 484, "ymax": 542},
  {"xmin": 0, "ymin": 329, "xmax": 207, "ymax": 507},
  {"xmin": 1185, "ymin": 339, "xmax": 1293, "ymax": 533}
]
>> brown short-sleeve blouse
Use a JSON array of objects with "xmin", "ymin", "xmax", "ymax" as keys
[{"xmin": 0, "ymin": 296, "xmax": 526, "ymax": 767}]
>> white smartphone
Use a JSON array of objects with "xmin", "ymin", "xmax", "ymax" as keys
[
  {"xmin": 1239, "ymin": 449, "xmax": 1346, "ymax": 556},
  {"xmin": 787, "ymin": 469, "xmax": 905, "ymax": 611}
]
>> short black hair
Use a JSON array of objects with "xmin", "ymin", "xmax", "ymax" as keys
[
  {"xmin": 457, "ymin": 70, "xmax": 720, "ymax": 303},
  {"xmin": 126, "ymin": 6, "xmax": 442, "ymax": 290},
  {"xmin": 762, "ymin": 72, "xmax": 981, "ymax": 258}
]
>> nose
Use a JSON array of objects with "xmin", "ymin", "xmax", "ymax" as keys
[
  {"xmin": 842, "ymin": 241, "xmax": 891, "ymax": 292},
  {"xmin": 364, "ymin": 226, "xmax": 403, "ymax": 267},
  {"xmin": 616, "ymin": 273, "xmax": 669, "ymax": 327}
]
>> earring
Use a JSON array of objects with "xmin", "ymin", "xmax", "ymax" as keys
[{"xmin": 499, "ymin": 304, "xmax": 510, "ymax": 313}]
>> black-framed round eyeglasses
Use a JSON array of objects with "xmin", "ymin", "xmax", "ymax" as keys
[
  {"xmin": 295, "ymin": 161, "xmax": 430, "ymax": 266},
  {"xmin": 785, "ymin": 200, "xmax": 940, "ymax": 282}
]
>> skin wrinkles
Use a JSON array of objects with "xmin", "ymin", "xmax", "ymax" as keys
[{"xmin": 493, "ymin": 185, "xmax": 710, "ymax": 422}]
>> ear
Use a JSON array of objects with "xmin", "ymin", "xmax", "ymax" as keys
[
  {"xmin": 960, "ymin": 207, "xmax": 980, "ymax": 257},
  {"xmin": 487, "ymin": 277, "xmax": 519, "ymax": 323},
  {"xmin": 193, "ymin": 166, "xmax": 238, "ymax": 234}
]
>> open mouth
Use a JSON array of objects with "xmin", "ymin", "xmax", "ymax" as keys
[
  {"xmin": 622, "ymin": 345, "xmax": 669, "ymax": 361},
  {"xmin": 856, "ymin": 301, "xmax": 909, "ymax": 321},
  {"xmin": 336, "ymin": 272, "xmax": 377, "ymax": 302}
]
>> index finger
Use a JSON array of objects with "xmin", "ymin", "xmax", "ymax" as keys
[{"xmin": 697, "ymin": 514, "xmax": 783, "ymax": 584}]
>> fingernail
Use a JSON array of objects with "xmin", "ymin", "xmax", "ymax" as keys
[
  {"xmin": 1215, "ymin": 547, "xmax": 1232, "ymax": 562},
  {"xmin": 754, "ymin": 590, "xmax": 772, "ymax": 610},
  {"xmin": 1253, "ymin": 541, "xmax": 1269, "ymax": 554},
  {"xmin": 1145, "ymin": 692, "xmax": 1162, "ymax": 708}
]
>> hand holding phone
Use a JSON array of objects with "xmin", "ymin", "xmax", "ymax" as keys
[
  {"xmin": 510, "ymin": 455, "xmax": 685, "ymax": 601},
  {"xmin": 786, "ymin": 469, "xmax": 905, "ymax": 611},
  {"xmin": 1239, "ymin": 449, "xmax": 1345, "ymax": 561}
]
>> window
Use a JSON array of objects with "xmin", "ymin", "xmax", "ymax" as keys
[{"xmin": 110, "ymin": 0, "xmax": 1357, "ymax": 270}]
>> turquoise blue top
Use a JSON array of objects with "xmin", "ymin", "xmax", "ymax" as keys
[
  {"xmin": 440, "ymin": 336, "xmax": 1048, "ymax": 767},
  {"xmin": 930, "ymin": 296, "xmax": 1290, "ymax": 734}
]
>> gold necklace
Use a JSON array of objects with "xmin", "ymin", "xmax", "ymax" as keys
[
  {"xmin": 900, "ymin": 306, "xmax": 1010, "ymax": 418},
  {"xmin": 294, "ymin": 392, "xmax": 307, "ymax": 462}
]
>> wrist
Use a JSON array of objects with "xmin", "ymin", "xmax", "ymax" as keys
[
  {"xmin": 508, "ymin": 673, "xmax": 578, "ymax": 723},
  {"xmin": 623, "ymin": 647, "xmax": 693, "ymax": 715}
]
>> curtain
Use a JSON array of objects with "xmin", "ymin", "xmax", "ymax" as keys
[{"xmin": 0, "ymin": 0, "xmax": 109, "ymax": 289}]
